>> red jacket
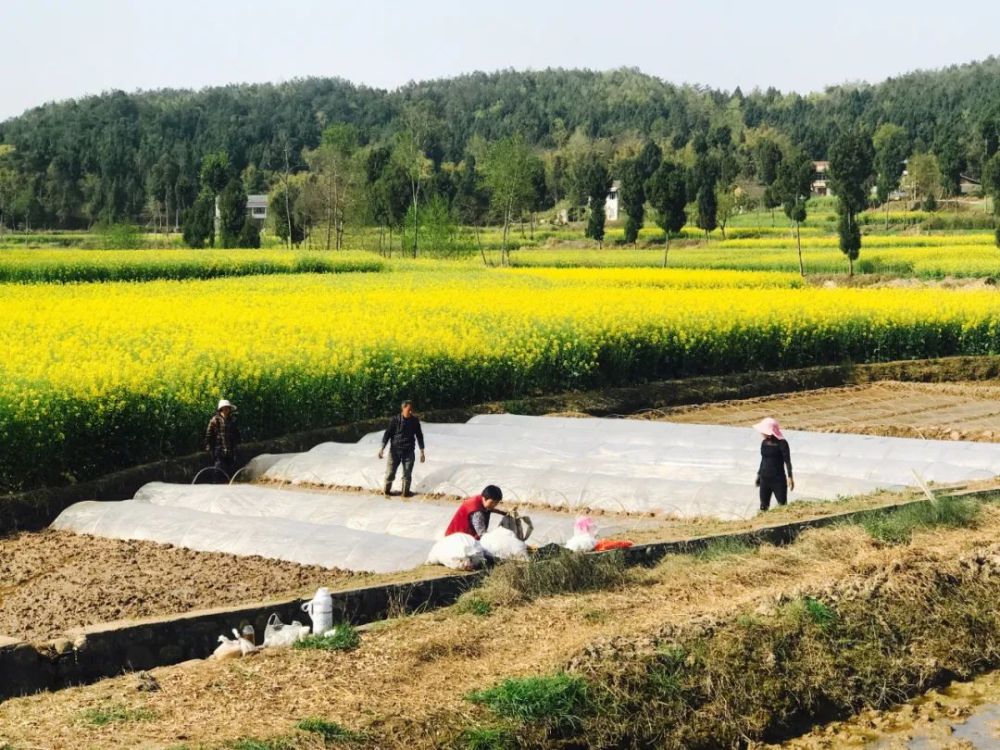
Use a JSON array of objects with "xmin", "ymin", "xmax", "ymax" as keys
[{"xmin": 444, "ymin": 495, "xmax": 486, "ymax": 539}]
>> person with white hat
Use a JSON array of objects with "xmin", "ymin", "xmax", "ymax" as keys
[
  {"xmin": 753, "ymin": 417, "xmax": 794, "ymax": 512},
  {"xmin": 205, "ymin": 399, "xmax": 241, "ymax": 481}
]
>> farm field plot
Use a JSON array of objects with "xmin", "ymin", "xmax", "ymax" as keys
[
  {"xmin": 512, "ymin": 233, "xmax": 1000, "ymax": 276},
  {"xmin": 0, "ymin": 529, "xmax": 355, "ymax": 642},
  {"xmin": 0, "ymin": 248, "xmax": 385, "ymax": 282},
  {"xmin": 653, "ymin": 381, "xmax": 1000, "ymax": 443},
  {"xmin": 7, "ymin": 266, "xmax": 1000, "ymax": 494}
]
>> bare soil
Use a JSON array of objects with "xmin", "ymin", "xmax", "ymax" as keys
[
  {"xmin": 638, "ymin": 380, "xmax": 1000, "ymax": 443},
  {"xmin": 0, "ymin": 530, "xmax": 360, "ymax": 642},
  {"xmin": 3, "ymin": 508, "xmax": 1000, "ymax": 749}
]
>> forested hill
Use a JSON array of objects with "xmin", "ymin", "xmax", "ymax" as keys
[{"xmin": 3, "ymin": 60, "xmax": 1000, "ymax": 229}]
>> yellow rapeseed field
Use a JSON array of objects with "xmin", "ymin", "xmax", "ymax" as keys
[{"xmin": 2, "ymin": 265, "xmax": 1000, "ymax": 490}]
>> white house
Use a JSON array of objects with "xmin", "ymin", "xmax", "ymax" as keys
[
  {"xmin": 246, "ymin": 195, "xmax": 268, "ymax": 223},
  {"xmin": 811, "ymin": 161, "xmax": 832, "ymax": 197},
  {"xmin": 605, "ymin": 181, "xmax": 621, "ymax": 221}
]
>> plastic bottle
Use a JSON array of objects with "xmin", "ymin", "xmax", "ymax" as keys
[{"xmin": 302, "ymin": 587, "xmax": 334, "ymax": 634}]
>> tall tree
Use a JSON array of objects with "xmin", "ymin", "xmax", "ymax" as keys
[
  {"xmin": 304, "ymin": 123, "xmax": 359, "ymax": 250},
  {"xmin": 981, "ymin": 153, "xmax": 1000, "ymax": 247},
  {"xmin": 479, "ymin": 136, "xmax": 538, "ymax": 265},
  {"xmin": 646, "ymin": 161, "xmax": 687, "ymax": 267},
  {"xmin": 181, "ymin": 191, "xmax": 214, "ymax": 249},
  {"xmin": 217, "ymin": 177, "xmax": 248, "ymax": 248},
  {"xmin": 0, "ymin": 145, "xmax": 15, "ymax": 234},
  {"xmin": 775, "ymin": 151, "xmax": 814, "ymax": 276},
  {"xmin": 364, "ymin": 145, "xmax": 410, "ymax": 256},
  {"xmin": 693, "ymin": 149, "xmax": 718, "ymax": 240},
  {"xmin": 577, "ymin": 152, "xmax": 611, "ymax": 247},
  {"xmin": 753, "ymin": 137, "xmax": 784, "ymax": 224},
  {"xmin": 196, "ymin": 151, "xmax": 231, "ymax": 243},
  {"xmin": 829, "ymin": 130, "xmax": 874, "ymax": 276},
  {"xmin": 618, "ymin": 141, "xmax": 662, "ymax": 245},
  {"xmin": 392, "ymin": 132, "xmax": 432, "ymax": 258},
  {"xmin": 907, "ymin": 152, "xmax": 942, "ymax": 210},
  {"xmin": 617, "ymin": 159, "xmax": 645, "ymax": 245},
  {"xmin": 872, "ymin": 123, "xmax": 909, "ymax": 228},
  {"xmin": 270, "ymin": 181, "xmax": 306, "ymax": 246}
]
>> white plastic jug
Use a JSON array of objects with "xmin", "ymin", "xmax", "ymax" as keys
[{"xmin": 302, "ymin": 587, "xmax": 334, "ymax": 634}]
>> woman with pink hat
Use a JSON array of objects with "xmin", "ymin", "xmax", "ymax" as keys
[{"xmin": 753, "ymin": 417, "xmax": 794, "ymax": 512}]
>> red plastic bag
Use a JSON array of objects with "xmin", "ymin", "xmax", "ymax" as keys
[{"xmin": 594, "ymin": 539, "xmax": 634, "ymax": 552}]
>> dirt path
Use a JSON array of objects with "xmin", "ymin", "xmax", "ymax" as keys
[
  {"xmin": 642, "ymin": 381, "xmax": 1000, "ymax": 442},
  {"xmin": 3, "ymin": 510, "xmax": 1000, "ymax": 749}
]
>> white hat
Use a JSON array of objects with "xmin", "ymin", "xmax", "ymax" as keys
[{"xmin": 218, "ymin": 399, "xmax": 236, "ymax": 411}]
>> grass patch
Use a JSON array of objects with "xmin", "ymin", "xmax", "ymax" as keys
[
  {"xmin": 462, "ymin": 549, "xmax": 632, "ymax": 608},
  {"xmin": 693, "ymin": 536, "xmax": 757, "ymax": 561},
  {"xmin": 801, "ymin": 596, "xmax": 837, "ymax": 629},
  {"xmin": 455, "ymin": 595, "xmax": 493, "ymax": 617},
  {"xmin": 467, "ymin": 673, "xmax": 589, "ymax": 730},
  {"xmin": 858, "ymin": 494, "xmax": 981, "ymax": 544},
  {"xmin": 296, "ymin": 718, "xmax": 364, "ymax": 743},
  {"xmin": 292, "ymin": 625, "xmax": 360, "ymax": 652},
  {"xmin": 79, "ymin": 704, "xmax": 156, "ymax": 726},
  {"xmin": 455, "ymin": 726, "xmax": 518, "ymax": 750}
]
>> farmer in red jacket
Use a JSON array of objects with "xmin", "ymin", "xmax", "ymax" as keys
[{"xmin": 444, "ymin": 485, "xmax": 505, "ymax": 539}]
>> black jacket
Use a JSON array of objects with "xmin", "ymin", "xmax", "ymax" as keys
[
  {"xmin": 758, "ymin": 438, "xmax": 792, "ymax": 481},
  {"xmin": 381, "ymin": 414, "xmax": 425, "ymax": 453}
]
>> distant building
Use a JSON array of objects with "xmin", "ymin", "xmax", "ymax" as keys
[
  {"xmin": 959, "ymin": 174, "xmax": 981, "ymax": 196},
  {"xmin": 605, "ymin": 181, "xmax": 621, "ymax": 221},
  {"xmin": 811, "ymin": 161, "xmax": 832, "ymax": 197},
  {"xmin": 246, "ymin": 194, "xmax": 268, "ymax": 223}
]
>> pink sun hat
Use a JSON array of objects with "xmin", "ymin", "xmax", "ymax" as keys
[{"xmin": 753, "ymin": 417, "xmax": 784, "ymax": 440}]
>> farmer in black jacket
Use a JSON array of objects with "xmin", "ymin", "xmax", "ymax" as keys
[
  {"xmin": 205, "ymin": 399, "xmax": 241, "ymax": 481},
  {"xmin": 378, "ymin": 400, "xmax": 425, "ymax": 497},
  {"xmin": 754, "ymin": 417, "xmax": 794, "ymax": 512}
]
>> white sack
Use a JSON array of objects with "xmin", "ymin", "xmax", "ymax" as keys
[
  {"xmin": 426, "ymin": 533, "xmax": 486, "ymax": 570},
  {"xmin": 479, "ymin": 527, "xmax": 529, "ymax": 561}
]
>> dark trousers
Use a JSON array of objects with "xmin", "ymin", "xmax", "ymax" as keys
[
  {"xmin": 384, "ymin": 448, "xmax": 415, "ymax": 489},
  {"xmin": 759, "ymin": 478, "xmax": 788, "ymax": 511},
  {"xmin": 213, "ymin": 449, "xmax": 236, "ymax": 483}
]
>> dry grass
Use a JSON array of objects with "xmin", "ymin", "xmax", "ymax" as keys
[{"xmin": 3, "ymin": 503, "xmax": 1000, "ymax": 749}]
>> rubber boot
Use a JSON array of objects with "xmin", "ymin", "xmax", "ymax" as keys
[
  {"xmin": 401, "ymin": 479, "xmax": 413, "ymax": 498},
  {"xmin": 383, "ymin": 481, "xmax": 392, "ymax": 497}
]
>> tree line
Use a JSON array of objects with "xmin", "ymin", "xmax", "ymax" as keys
[{"xmin": 3, "ymin": 62, "xmax": 1000, "ymax": 248}]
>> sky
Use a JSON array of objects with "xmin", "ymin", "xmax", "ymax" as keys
[{"xmin": 2, "ymin": 0, "xmax": 1000, "ymax": 121}]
